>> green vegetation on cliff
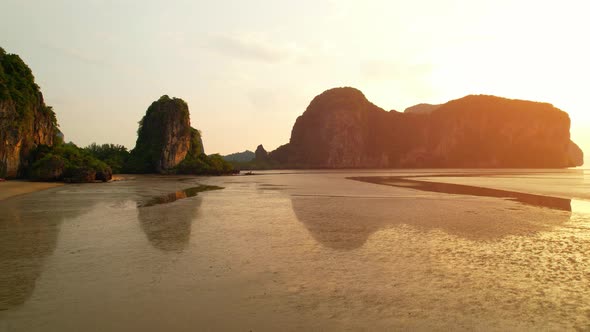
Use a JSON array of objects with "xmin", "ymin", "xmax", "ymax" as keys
[{"xmin": 0, "ymin": 47, "xmax": 56, "ymax": 127}]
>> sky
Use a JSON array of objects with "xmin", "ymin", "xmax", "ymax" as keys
[{"xmin": 1, "ymin": 0, "xmax": 589, "ymax": 164}]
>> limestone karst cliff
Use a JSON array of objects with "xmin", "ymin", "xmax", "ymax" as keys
[
  {"xmin": 0, "ymin": 47, "xmax": 58, "ymax": 178},
  {"xmin": 128, "ymin": 95, "xmax": 233, "ymax": 175},
  {"xmin": 568, "ymin": 141, "xmax": 584, "ymax": 167},
  {"xmin": 0, "ymin": 47, "xmax": 112, "ymax": 183},
  {"xmin": 255, "ymin": 144, "xmax": 269, "ymax": 162},
  {"xmin": 128, "ymin": 95, "xmax": 204, "ymax": 173},
  {"xmin": 269, "ymin": 87, "xmax": 584, "ymax": 168}
]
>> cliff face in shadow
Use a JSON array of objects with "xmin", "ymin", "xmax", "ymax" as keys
[
  {"xmin": 0, "ymin": 47, "xmax": 58, "ymax": 178},
  {"xmin": 270, "ymin": 87, "xmax": 583, "ymax": 168}
]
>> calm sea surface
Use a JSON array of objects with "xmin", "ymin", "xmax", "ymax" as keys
[{"xmin": 1, "ymin": 169, "xmax": 589, "ymax": 331}]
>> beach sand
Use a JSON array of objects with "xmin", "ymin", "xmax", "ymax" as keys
[
  {"xmin": 0, "ymin": 180, "xmax": 64, "ymax": 201},
  {"xmin": 1, "ymin": 170, "xmax": 589, "ymax": 330}
]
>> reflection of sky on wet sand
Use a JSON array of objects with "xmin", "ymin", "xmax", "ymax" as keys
[
  {"xmin": 1, "ymin": 171, "xmax": 590, "ymax": 331},
  {"xmin": 572, "ymin": 199, "xmax": 590, "ymax": 217},
  {"xmin": 350, "ymin": 176, "xmax": 573, "ymax": 211}
]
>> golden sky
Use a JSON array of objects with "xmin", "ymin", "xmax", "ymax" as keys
[{"xmin": 1, "ymin": 0, "xmax": 588, "ymax": 163}]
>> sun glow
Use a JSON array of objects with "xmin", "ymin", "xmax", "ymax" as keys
[
  {"xmin": 1, "ymin": 0, "xmax": 588, "ymax": 162},
  {"xmin": 363, "ymin": 0, "xmax": 590, "ymax": 162}
]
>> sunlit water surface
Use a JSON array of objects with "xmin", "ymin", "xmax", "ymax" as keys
[{"xmin": 1, "ymin": 169, "xmax": 590, "ymax": 331}]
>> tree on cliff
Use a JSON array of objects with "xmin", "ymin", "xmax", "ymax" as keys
[{"xmin": 0, "ymin": 47, "xmax": 57, "ymax": 126}]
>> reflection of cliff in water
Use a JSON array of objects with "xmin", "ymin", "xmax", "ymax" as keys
[
  {"xmin": 0, "ymin": 194, "xmax": 94, "ymax": 311},
  {"xmin": 290, "ymin": 196, "xmax": 388, "ymax": 250},
  {"xmin": 291, "ymin": 185, "xmax": 572, "ymax": 250},
  {"xmin": 137, "ymin": 185, "xmax": 222, "ymax": 207},
  {"xmin": 137, "ymin": 195, "xmax": 202, "ymax": 252}
]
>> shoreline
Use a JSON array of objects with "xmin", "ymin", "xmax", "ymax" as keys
[{"xmin": 0, "ymin": 180, "xmax": 64, "ymax": 201}]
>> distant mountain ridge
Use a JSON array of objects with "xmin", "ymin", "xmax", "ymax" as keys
[
  {"xmin": 268, "ymin": 87, "xmax": 583, "ymax": 168},
  {"xmin": 404, "ymin": 103, "xmax": 440, "ymax": 114},
  {"xmin": 223, "ymin": 150, "xmax": 255, "ymax": 162}
]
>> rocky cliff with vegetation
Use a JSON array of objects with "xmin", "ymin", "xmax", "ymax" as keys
[
  {"xmin": 0, "ymin": 47, "xmax": 58, "ymax": 178},
  {"xmin": 270, "ymin": 87, "xmax": 583, "ymax": 168},
  {"xmin": 0, "ymin": 47, "xmax": 112, "ymax": 182},
  {"xmin": 128, "ymin": 95, "xmax": 233, "ymax": 175},
  {"xmin": 127, "ymin": 96, "xmax": 201, "ymax": 172}
]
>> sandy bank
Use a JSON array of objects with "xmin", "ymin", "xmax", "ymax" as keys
[{"xmin": 0, "ymin": 181, "xmax": 64, "ymax": 201}]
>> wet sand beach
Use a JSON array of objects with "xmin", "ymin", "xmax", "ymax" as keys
[
  {"xmin": 0, "ymin": 170, "xmax": 589, "ymax": 331},
  {"xmin": 0, "ymin": 181, "xmax": 64, "ymax": 201}
]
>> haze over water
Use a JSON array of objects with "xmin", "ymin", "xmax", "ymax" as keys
[{"xmin": 1, "ymin": 170, "xmax": 590, "ymax": 331}]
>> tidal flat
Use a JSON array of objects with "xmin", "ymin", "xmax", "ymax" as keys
[{"xmin": 1, "ymin": 169, "xmax": 590, "ymax": 331}]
